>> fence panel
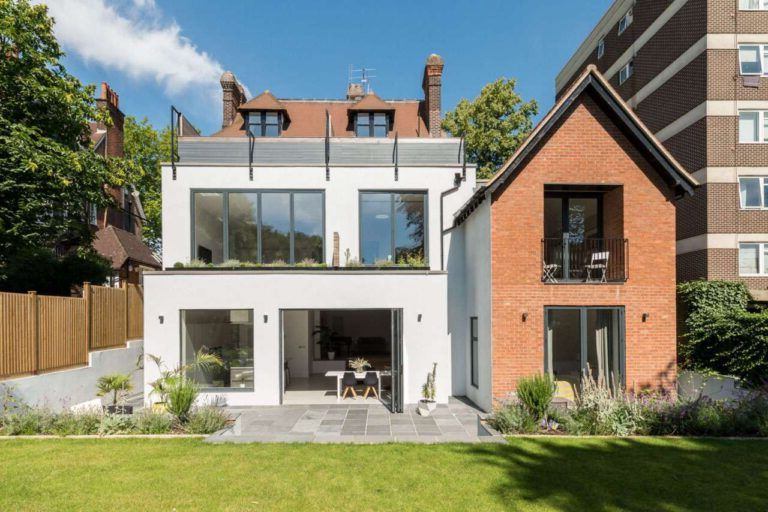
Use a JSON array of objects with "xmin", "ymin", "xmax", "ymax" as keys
[
  {"xmin": 38, "ymin": 295, "xmax": 88, "ymax": 372},
  {"xmin": 0, "ymin": 292, "xmax": 36, "ymax": 378},
  {"xmin": 90, "ymin": 286, "xmax": 127, "ymax": 349},
  {"xmin": 126, "ymin": 284, "xmax": 144, "ymax": 340}
]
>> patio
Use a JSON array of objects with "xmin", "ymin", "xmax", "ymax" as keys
[{"xmin": 207, "ymin": 397, "xmax": 504, "ymax": 444}]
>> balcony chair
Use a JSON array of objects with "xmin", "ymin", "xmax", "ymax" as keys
[
  {"xmin": 542, "ymin": 262, "xmax": 560, "ymax": 283},
  {"xmin": 362, "ymin": 371, "xmax": 380, "ymax": 400},
  {"xmin": 585, "ymin": 251, "xmax": 610, "ymax": 283},
  {"xmin": 341, "ymin": 371, "xmax": 359, "ymax": 399}
]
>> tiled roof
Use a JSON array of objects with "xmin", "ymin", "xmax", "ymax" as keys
[
  {"xmin": 238, "ymin": 90, "xmax": 288, "ymax": 112},
  {"xmin": 93, "ymin": 226, "xmax": 160, "ymax": 270}
]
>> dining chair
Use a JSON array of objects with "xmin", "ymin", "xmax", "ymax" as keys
[
  {"xmin": 341, "ymin": 371, "xmax": 358, "ymax": 399},
  {"xmin": 362, "ymin": 371, "xmax": 379, "ymax": 399}
]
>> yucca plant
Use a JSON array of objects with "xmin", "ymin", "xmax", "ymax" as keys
[{"xmin": 516, "ymin": 374, "xmax": 556, "ymax": 421}]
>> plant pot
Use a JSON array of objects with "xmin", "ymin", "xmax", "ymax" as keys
[
  {"xmin": 104, "ymin": 405, "xmax": 133, "ymax": 415},
  {"xmin": 327, "ymin": 351, "xmax": 336, "ymax": 360},
  {"xmin": 151, "ymin": 402, "xmax": 167, "ymax": 413},
  {"xmin": 418, "ymin": 400, "xmax": 436, "ymax": 416}
]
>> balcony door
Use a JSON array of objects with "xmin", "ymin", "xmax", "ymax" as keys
[{"xmin": 544, "ymin": 194, "xmax": 603, "ymax": 241}]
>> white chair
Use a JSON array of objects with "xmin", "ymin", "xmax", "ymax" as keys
[
  {"xmin": 543, "ymin": 262, "xmax": 560, "ymax": 283},
  {"xmin": 585, "ymin": 251, "xmax": 610, "ymax": 283}
]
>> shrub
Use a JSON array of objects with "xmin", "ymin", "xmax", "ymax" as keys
[
  {"xmin": 219, "ymin": 259, "xmax": 242, "ymax": 268},
  {"xmin": 491, "ymin": 401, "xmax": 538, "ymax": 434},
  {"xmin": 98, "ymin": 414, "xmax": 137, "ymax": 435},
  {"xmin": 185, "ymin": 407, "xmax": 229, "ymax": 434},
  {"xmin": 564, "ymin": 373, "xmax": 647, "ymax": 436},
  {"xmin": 0, "ymin": 407, "xmax": 56, "ymax": 435},
  {"xmin": 135, "ymin": 410, "xmax": 173, "ymax": 434},
  {"xmin": 516, "ymin": 374, "xmax": 556, "ymax": 421},
  {"xmin": 51, "ymin": 410, "xmax": 101, "ymax": 436},
  {"xmin": 166, "ymin": 379, "xmax": 199, "ymax": 423}
]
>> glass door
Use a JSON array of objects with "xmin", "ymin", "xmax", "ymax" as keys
[{"xmin": 389, "ymin": 309, "xmax": 404, "ymax": 413}]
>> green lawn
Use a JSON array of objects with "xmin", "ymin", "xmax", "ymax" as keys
[{"xmin": 0, "ymin": 438, "xmax": 766, "ymax": 511}]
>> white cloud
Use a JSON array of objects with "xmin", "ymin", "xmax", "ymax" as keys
[{"xmin": 41, "ymin": 0, "xmax": 224, "ymax": 98}]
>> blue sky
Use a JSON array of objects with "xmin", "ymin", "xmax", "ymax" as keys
[{"xmin": 46, "ymin": 0, "xmax": 612, "ymax": 135}]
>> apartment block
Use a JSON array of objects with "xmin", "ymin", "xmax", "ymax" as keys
[{"xmin": 556, "ymin": 0, "xmax": 768, "ymax": 299}]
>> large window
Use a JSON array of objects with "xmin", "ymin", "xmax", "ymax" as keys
[
  {"xmin": 739, "ymin": 242, "xmax": 768, "ymax": 275},
  {"xmin": 739, "ymin": 111, "xmax": 768, "ymax": 143},
  {"xmin": 470, "ymin": 317, "xmax": 478, "ymax": 388},
  {"xmin": 740, "ymin": 0, "xmax": 768, "ymax": 10},
  {"xmin": 355, "ymin": 112, "xmax": 389, "ymax": 137},
  {"xmin": 247, "ymin": 111, "xmax": 281, "ymax": 137},
  {"xmin": 193, "ymin": 190, "xmax": 324, "ymax": 265},
  {"xmin": 739, "ymin": 177, "xmax": 768, "ymax": 209},
  {"xmin": 617, "ymin": 8, "xmax": 633, "ymax": 35},
  {"xmin": 181, "ymin": 310, "xmax": 254, "ymax": 390},
  {"xmin": 739, "ymin": 44, "xmax": 768, "ymax": 75},
  {"xmin": 360, "ymin": 191, "xmax": 427, "ymax": 265}
]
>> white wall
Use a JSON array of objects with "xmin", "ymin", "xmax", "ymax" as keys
[
  {"xmin": 283, "ymin": 310, "xmax": 310, "ymax": 378},
  {"xmin": 461, "ymin": 198, "xmax": 493, "ymax": 411},
  {"xmin": 1, "ymin": 341, "xmax": 143, "ymax": 411},
  {"xmin": 161, "ymin": 164, "xmax": 475, "ymax": 270},
  {"xmin": 144, "ymin": 272, "xmax": 452, "ymax": 406}
]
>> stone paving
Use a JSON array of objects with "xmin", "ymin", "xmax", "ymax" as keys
[{"xmin": 206, "ymin": 398, "xmax": 505, "ymax": 444}]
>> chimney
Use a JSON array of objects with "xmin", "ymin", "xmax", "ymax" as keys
[
  {"xmin": 422, "ymin": 53, "xmax": 444, "ymax": 138},
  {"xmin": 220, "ymin": 71, "xmax": 246, "ymax": 128},
  {"xmin": 346, "ymin": 83, "xmax": 364, "ymax": 100},
  {"xmin": 96, "ymin": 82, "xmax": 124, "ymax": 157}
]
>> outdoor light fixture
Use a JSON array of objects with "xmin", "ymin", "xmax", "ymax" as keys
[
  {"xmin": 263, "ymin": 314, "xmax": 268, "ymax": 324},
  {"xmin": 417, "ymin": 314, "xmax": 422, "ymax": 322},
  {"xmin": 522, "ymin": 312, "xmax": 528, "ymax": 322},
  {"xmin": 158, "ymin": 315, "xmax": 164, "ymax": 324},
  {"xmin": 642, "ymin": 313, "xmax": 650, "ymax": 322}
]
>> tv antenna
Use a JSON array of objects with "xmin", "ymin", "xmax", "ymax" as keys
[{"xmin": 348, "ymin": 65, "xmax": 376, "ymax": 94}]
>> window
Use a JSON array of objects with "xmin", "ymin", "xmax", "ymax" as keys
[
  {"xmin": 739, "ymin": 242, "xmax": 768, "ymax": 275},
  {"xmin": 546, "ymin": 307, "xmax": 625, "ymax": 388},
  {"xmin": 740, "ymin": 0, "xmax": 768, "ymax": 10},
  {"xmin": 739, "ymin": 177, "xmax": 768, "ymax": 208},
  {"xmin": 597, "ymin": 38, "xmax": 605, "ymax": 59},
  {"xmin": 181, "ymin": 310, "xmax": 254, "ymax": 390},
  {"xmin": 193, "ymin": 190, "xmax": 324, "ymax": 265},
  {"xmin": 739, "ymin": 44, "xmax": 767, "ymax": 75},
  {"xmin": 360, "ymin": 191, "xmax": 427, "ymax": 265},
  {"xmin": 247, "ymin": 111, "xmax": 281, "ymax": 137},
  {"xmin": 739, "ymin": 111, "xmax": 768, "ymax": 143},
  {"xmin": 470, "ymin": 317, "xmax": 478, "ymax": 388},
  {"xmin": 355, "ymin": 112, "xmax": 389, "ymax": 137},
  {"xmin": 619, "ymin": 60, "xmax": 634, "ymax": 85},
  {"xmin": 618, "ymin": 8, "xmax": 633, "ymax": 35}
]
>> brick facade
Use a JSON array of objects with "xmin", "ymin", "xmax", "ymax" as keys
[{"xmin": 489, "ymin": 93, "xmax": 679, "ymax": 399}]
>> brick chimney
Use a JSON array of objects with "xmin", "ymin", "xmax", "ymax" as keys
[
  {"xmin": 95, "ymin": 82, "xmax": 124, "ymax": 157},
  {"xmin": 220, "ymin": 71, "xmax": 246, "ymax": 128},
  {"xmin": 422, "ymin": 53, "xmax": 444, "ymax": 138},
  {"xmin": 346, "ymin": 83, "xmax": 364, "ymax": 100}
]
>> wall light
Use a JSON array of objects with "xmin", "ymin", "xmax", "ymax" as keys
[
  {"xmin": 263, "ymin": 314, "xmax": 269, "ymax": 324},
  {"xmin": 642, "ymin": 313, "xmax": 650, "ymax": 323},
  {"xmin": 417, "ymin": 314, "xmax": 422, "ymax": 322},
  {"xmin": 158, "ymin": 315, "xmax": 164, "ymax": 324},
  {"xmin": 522, "ymin": 312, "xmax": 528, "ymax": 322}
]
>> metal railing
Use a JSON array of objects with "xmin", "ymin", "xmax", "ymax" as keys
[{"xmin": 541, "ymin": 237, "xmax": 628, "ymax": 283}]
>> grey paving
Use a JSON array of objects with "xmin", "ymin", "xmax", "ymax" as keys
[{"xmin": 206, "ymin": 397, "xmax": 506, "ymax": 444}]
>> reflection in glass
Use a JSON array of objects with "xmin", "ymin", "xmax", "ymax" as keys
[
  {"xmin": 293, "ymin": 193, "xmax": 323, "ymax": 263},
  {"xmin": 228, "ymin": 193, "xmax": 259, "ymax": 262},
  {"xmin": 394, "ymin": 193, "xmax": 425, "ymax": 262},
  {"xmin": 361, "ymin": 193, "xmax": 393, "ymax": 264},
  {"xmin": 193, "ymin": 192, "xmax": 224, "ymax": 264},
  {"xmin": 261, "ymin": 193, "xmax": 291, "ymax": 263},
  {"xmin": 182, "ymin": 310, "xmax": 254, "ymax": 390}
]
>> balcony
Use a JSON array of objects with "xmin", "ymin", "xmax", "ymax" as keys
[{"xmin": 542, "ymin": 237, "xmax": 628, "ymax": 283}]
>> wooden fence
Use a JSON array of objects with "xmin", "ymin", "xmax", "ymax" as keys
[{"xmin": 0, "ymin": 283, "xmax": 144, "ymax": 379}]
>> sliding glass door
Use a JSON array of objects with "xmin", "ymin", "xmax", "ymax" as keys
[{"xmin": 545, "ymin": 307, "xmax": 624, "ymax": 389}]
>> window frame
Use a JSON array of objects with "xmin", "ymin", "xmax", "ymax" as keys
[
  {"xmin": 738, "ymin": 176, "xmax": 768, "ymax": 209},
  {"xmin": 597, "ymin": 38, "xmax": 605, "ymax": 59},
  {"xmin": 618, "ymin": 60, "xmax": 634, "ymax": 85},
  {"xmin": 739, "ymin": 110, "xmax": 768, "ymax": 143},
  {"xmin": 739, "ymin": 242, "xmax": 768, "ymax": 276},
  {"xmin": 617, "ymin": 8, "xmax": 633, "ymax": 35},
  {"xmin": 739, "ymin": 0, "xmax": 768, "ymax": 10},
  {"xmin": 358, "ymin": 190, "xmax": 429, "ymax": 265},
  {"xmin": 470, "ymin": 316, "xmax": 479, "ymax": 389},
  {"xmin": 355, "ymin": 112, "xmax": 389, "ymax": 138},
  {"xmin": 190, "ymin": 189, "xmax": 325, "ymax": 265},
  {"xmin": 738, "ymin": 44, "xmax": 767, "ymax": 76},
  {"xmin": 247, "ymin": 111, "xmax": 282, "ymax": 137}
]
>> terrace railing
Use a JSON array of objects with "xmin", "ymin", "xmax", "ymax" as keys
[{"xmin": 542, "ymin": 237, "xmax": 628, "ymax": 283}]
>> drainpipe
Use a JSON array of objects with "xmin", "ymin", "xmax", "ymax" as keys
[{"xmin": 439, "ymin": 173, "xmax": 463, "ymax": 271}]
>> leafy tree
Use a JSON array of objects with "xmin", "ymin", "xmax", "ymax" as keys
[
  {"xmin": 442, "ymin": 78, "xmax": 538, "ymax": 179},
  {"xmin": 0, "ymin": 0, "xmax": 132, "ymax": 282},
  {"xmin": 123, "ymin": 116, "xmax": 170, "ymax": 251}
]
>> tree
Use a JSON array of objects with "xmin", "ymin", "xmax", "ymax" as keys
[
  {"xmin": 0, "ymin": 0, "xmax": 131, "ymax": 281},
  {"xmin": 442, "ymin": 78, "xmax": 538, "ymax": 179},
  {"xmin": 123, "ymin": 116, "xmax": 170, "ymax": 251}
]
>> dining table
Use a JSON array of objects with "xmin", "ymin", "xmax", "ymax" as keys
[{"xmin": 325, "ymin": 370, "xmax": 388, "ymax": 401}]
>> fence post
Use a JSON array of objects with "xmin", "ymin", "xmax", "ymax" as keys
[
  {"xmin": 83, "ymin": 282, "xmax": 92, "ymax": 351},
  {"xmin": 28, "ymin": 291, "xmax": 39, "ymax": 374},
  {"xmin": 122, "ymin": 281, "xmax": 128, "ymax": 345}
]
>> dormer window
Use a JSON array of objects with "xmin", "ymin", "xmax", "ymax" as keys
[
  {"xmin": 248, "ymin": 111, "xmax": 282, "ymax": 137},
  {"xmin": 355, "ymin": 112, "xmax": 389, "ymax": 137}
]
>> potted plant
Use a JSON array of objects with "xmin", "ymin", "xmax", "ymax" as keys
[
  {"xmin": 146, "ymin": 351, "xmax": 223, "ymax": 413},
  {"xmin": 418, "ymin": 363, "xmax": 438, "ymax": 416},
  {"xmin": 96, "ymin": 373, "xmax": 134, "ymax": 414},
  {"xmin": 349, "ymin": 357, "xmax": 371, "ymax": 373},
  {"xmin": 313, "ymin": 325, "xmax": 338, "ymax": 360}
]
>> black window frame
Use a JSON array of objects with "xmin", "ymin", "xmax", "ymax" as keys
[
  {"xmin": 470, "ymin": 316, "xmax": 479, "ymax": 388},
  {"xmin": 191, "ymin": 189, "xmax": 325, "ymax": 265},
  {"xmin": 358, "ymin": 190, "xmax": 428, "ymax": 265},
  {"xmin": 247, "ymin": 111, "xmax": 282, "ymax": 137},
  {"xmin": 355, "ymin": 112, "xmax": 389, "ymax": 138}
]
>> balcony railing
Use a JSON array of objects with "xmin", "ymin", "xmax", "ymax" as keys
[{"xmin": 542, "ymin": 237, "xmax": 628, "ymax": 283}]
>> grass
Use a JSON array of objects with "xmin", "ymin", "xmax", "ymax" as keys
[{"xmin": 0, "ymin": 437, "xmax": 766, "ymax": 511}]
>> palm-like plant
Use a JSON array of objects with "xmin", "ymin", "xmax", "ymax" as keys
[{"xmin": 96, "ymin": 373, "xmax": 134, "ymax": 406}]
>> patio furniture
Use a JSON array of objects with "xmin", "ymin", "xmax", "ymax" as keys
[
  {"xmin": 543, "ymin": 262, "xmax": 560, "ymax": 283},
  {"xmin": 585, "ymin": 251, "xmax": 609, "ymax": 282},
  {"xmin": 341, "ymin": 371, "xmax": 358, "ymax": 399},
  {"xmin": 362, "ymin": 371, "xmax": 380, "ymax": 399},
  {"xmin": 325, "ymin": 370, "xmax": 382, "ymax": 401}
]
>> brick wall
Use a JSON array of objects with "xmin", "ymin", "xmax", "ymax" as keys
[
  {"xmin": 661, "ymin": 118, "xmax": 708, "ymax": 172},
  {"xmin": 489, "ymin": 93, "xmax": 678, "ymax": 400},
  {"xmin": 709, "ymin": 0, "xmax": 768, "ymax": 33}
]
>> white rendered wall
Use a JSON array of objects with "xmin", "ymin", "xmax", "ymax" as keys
[
  {"xmin": 161, "ymin": 164, "xmax": 475, "ymax": 270},
  {"xmin": 461, "ymin": 199, "xmax": 493, "ymax": 412},
  {"xmin": 144, "ymin": 272, "xmax": 451, "ymax": 406}
]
